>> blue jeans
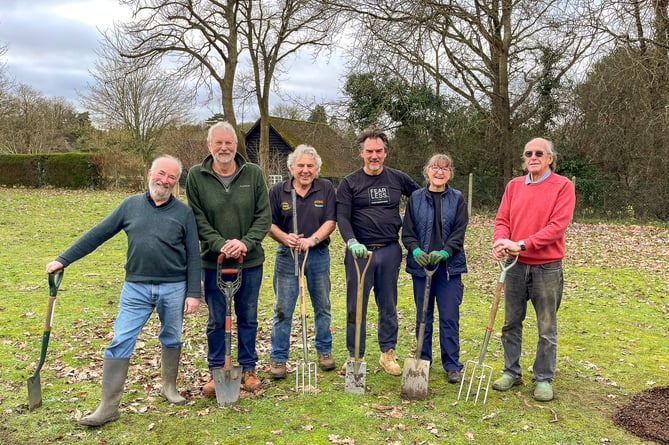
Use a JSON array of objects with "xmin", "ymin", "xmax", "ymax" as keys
[
  {"xmin": 411, "ymin": 266, "xmax": 464, "ymax": 372},
  {"xmin": 270, "ymin": 245, "xmax": 332, "ymax": 362},
  {"xmin": 203, "ymin": 264, "xmax": 262, "ymax": 372},
  {"xmin": 501, "ymin": 260, "xmax": 563, "ymax": 383},
  {"xmin": 105, "ymin": 281, "xmax": 186, "ymax": 358},
  {"xmin": 345, "ymin": 242, "xmax": 401, "ymax": 357}
]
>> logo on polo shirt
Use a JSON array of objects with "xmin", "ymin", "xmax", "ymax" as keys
[{"xmin": 314, "ymin": 199, "xmax": 324, "ymax": 208}]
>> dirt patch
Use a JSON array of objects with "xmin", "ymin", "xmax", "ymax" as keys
[{"xmin": 613, "ymin": 386, "xmax": 669, "ymax": 444}]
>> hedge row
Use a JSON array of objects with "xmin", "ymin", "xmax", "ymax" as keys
[{"xmin": 0, "ymin": 153, "xmax": 100, "ymax": 189}]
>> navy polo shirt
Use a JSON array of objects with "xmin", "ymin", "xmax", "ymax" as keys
[{"xmin": 269, "ymin": 177, "xmax": 337, "ymax": 247}]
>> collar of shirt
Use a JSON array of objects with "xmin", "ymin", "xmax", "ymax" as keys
[
  {"xmin": 146, "ymin": 191, "xmax": 174, "ymax": 208},
  {"xmin": 525, "ymin": 170, "xmax": 552, "ymax": 184}
]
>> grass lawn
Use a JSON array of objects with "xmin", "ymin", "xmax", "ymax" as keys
[{"xmin": 0, "ymin": 187, "xmax": 667, "ymax": 445}]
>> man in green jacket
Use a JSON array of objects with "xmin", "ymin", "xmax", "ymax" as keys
[{"xmin": 186, "ymin": 121, "xmax": 271, "ymax": 395}]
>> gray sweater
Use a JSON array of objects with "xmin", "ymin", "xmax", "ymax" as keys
[{"xmin": 56, "ymin": 193, "xmax": 201, "ymax": 297}]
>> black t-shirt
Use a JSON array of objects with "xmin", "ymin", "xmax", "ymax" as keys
[{"xmin": 336, "ymin": 167, "xmax": 419, "ymax": 245}]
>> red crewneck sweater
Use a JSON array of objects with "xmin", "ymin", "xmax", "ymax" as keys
[{"xmin": 494, "ymin": 173, "xmax": 576, "ymax": 265}]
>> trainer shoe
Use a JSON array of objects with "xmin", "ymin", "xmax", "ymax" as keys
[
  {"xmin": 492, "ymin": 373, "xmax": 523, "ymax": 391},
  {"xmin": 242, "ymin": 370, "xmax": 261, "ymax": 391},
  {"xmin": 318, "ymin": 353, "xmax": 336, "ymax": 371},
  {"xmin": 341, "ymin": 356, "xmax": 365, "ymax": 373},
  {"xmin": 533, "ymin": 381, "xmax": 554, "ymax": 402},
  {"xmin": 447, "ymin": 370, "xmax": 461, "ymax": 384},
  {"xmin": 269, "ymin": 361, "xmax": 287, "ymax": 380},
  {"xmin": 379, "ymin": 349, "xmax": 402, "ymax": 376},
  {"xmin": 203, "ymin": 378, "xmax": 216, "ymax": 398}
]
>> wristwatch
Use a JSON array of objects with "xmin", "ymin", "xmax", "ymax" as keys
[
  {"xmin": 312, "ymin": 236, "xmax": 320, "ymax": 245},
  {"xmin": 517, "ymin": 240, "xmax": 526, "ymax": 251}
]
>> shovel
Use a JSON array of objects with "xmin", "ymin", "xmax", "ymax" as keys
[
  {"xmin": 212, "ymin": 253, "xmax": 243, "ymax": 407},
  {"xmin": 458, "ymin": 253, "xmax": 518, "ymax": 404},
  {"xmin": 345, "ymin": 252, "xmax": 372, "ymax": 394},
  {"xmin": 295, "ymin": 249, "xmax": 317, "ymax": 394},
  {"xmin": 400, "ymin": 264, "xmax": 438, "ymax": 400},
  {"xmin": 27, "ymin": 270, "xmax": 64, "ymax": 410}
]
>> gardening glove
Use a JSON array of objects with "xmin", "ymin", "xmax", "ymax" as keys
[
  {"xmin": 412, "ymin": 248, "xmax": 429, "ymax": 267},
  {"xmin": 347, "ymin": 240, "xmax": 368, "ymax": 259},
  {"xmin": 428, "ymin": 250, "xmax": 449, "ymax": 265}
]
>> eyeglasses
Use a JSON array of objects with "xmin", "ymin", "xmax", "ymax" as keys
[
  {"xmin": 524, "ymin": 150, "xmax": 545, "ymax": 158},
  {"xmin": 429, "ymin": 165, "xmax": 451, "ymax": 172}
]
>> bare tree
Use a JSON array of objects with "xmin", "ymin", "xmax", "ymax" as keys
[
  {"xmin": 572, "ymin": 0, "xmax": 669, "ymax": 219},
  {"xmin": 0, "ymin": 43, "xmax": 12, "ymax": 118},
  {"xmin": 239, "ymin": 0, "xmax": 341, "ymax": 172},
  {"xmin": 0, "ymin": 84, "xmax": 76, "ymax": 154},
  {"xmin": 79, "ymin": 42, "xmax": 193, "ymax": 166},
  {"xmin": 113, "ymin": 0, "xmax": 244, "ymax": 154},
  {"xmin": 338, "ymin": 0, "xmax": 595, "ymax": 178},
  {"xmin": 271, "ymin": 103, "xmax": 307, "ymax": 120}
]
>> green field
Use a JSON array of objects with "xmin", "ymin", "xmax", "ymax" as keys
[{"xmin": 0, "ymin": 188, "xmax": 667, "ymax": 445}]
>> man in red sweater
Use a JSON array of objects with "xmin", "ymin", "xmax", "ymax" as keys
[{"xmin": 491, "ymin": 137, "xmax": 576, "ymax": 402}]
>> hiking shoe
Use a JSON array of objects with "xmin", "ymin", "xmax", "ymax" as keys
[
  {"xmin": 447, "ymin": 370, "xmax": 461, "ymax": 384},
  {"xmin": 341, "ymin": 356, "xmax": 364, "ymax": 373},
  {"xmin": 242, "ymin": 370, "xmax": 261, "ymax": 391},
  {"xmin": 379, "ymin": 349, "xmax": 401, "ymax": 376},
  {"xmin": 203, "ymin": 378, "xmax": 216, "ymax": 398},
  {"xmin": 534, "ymin": 381, "xmax": 554, "ymax": 402},
  {"xmin": 318, "ymin": 353, "xmax": 336, "ymax": 371},
  {"xmin": 492, "ymin": 373, "xmax": 522, "ymax": 391},
  {"xmin": 269, "ymin": 361, "xmax": 287, "ymax": 380}
]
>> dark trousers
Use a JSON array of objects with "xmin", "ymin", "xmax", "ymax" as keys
[
  {"xmin": 411, "ymin": 265, "xmax": 464, "ymax": 371},
  {"xmin": 345, "ymin": 241, "xmax": 401, "ymax": 357}
]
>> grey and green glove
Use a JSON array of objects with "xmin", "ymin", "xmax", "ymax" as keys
[
  {"xmin": 428, "ymin": 250, "xmax": 449, "ymax": 265},
  {"xmin": 412, "ymin": 248, "xmax": 430, "ymax": 267},
  {"xmin": 347, "ymin": 239, "xmax": 368, "ymax": 259}
]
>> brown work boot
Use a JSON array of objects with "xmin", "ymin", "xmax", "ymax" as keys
[
  {"xmin": 242, "ymin": 370, "xmax": 261, "ymax": 391},
  {"xmin": 379, "ymin": 349, "xmax": 401, "ymax": 376},
  {"xmin": 269, "ymin": 361, "xmax": 287, "ymax": 380},
  {"xmin": 318, "ymin": 353, "xmax": 336, "ymax": 371},
  {"xmin": 203, "ymin": 378, "xmax": 216, "ymax": 398}
]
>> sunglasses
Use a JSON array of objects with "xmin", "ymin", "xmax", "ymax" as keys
[{"xmin": 524, "ymin": 150, "xmax": 545, "ymax": 158}]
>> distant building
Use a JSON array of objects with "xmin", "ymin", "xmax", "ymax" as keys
[{"xmin": 244, "ymin": 117, "xmax": 357, "ymax": 184}]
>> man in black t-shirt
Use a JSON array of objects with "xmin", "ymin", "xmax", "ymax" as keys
[{"xmin": 336, "ymin": 127, "xmax": 419, "ymax": 376}]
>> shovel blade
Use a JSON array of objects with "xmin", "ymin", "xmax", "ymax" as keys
[
  {"xmin": 399, "ymin": 357, "xmax": 430, "ymax": 400},
  {"xmin": 27, "ymin": 374, "xmax": 42, "ymax": 410},
  {"xmin": 344, "ymin": 361, "xmax": 366, "ymax": 394},
  {"xmin": 212, "ymin": 365, "xmax": 242, "ymax": 407}
]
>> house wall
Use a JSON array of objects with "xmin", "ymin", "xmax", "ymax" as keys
[{"xmin": 245, "ymin": 127, "xmax": 292, "ymax": 176}]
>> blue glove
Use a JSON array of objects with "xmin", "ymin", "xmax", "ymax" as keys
[
  {"xmin": 348, "ymin": 240, "xmax": 368, "ymax": 259},
  {"xmin": 428, "ymin": 250, "xmax": 449, "ymax": 265},
  {"xmin": 412, "ymin": 248, "xmax": 429, "ymax": 267}
]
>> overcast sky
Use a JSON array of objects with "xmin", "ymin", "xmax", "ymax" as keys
[{"xmin": 0, "ymin": 0, "xmax": 346, "ymax": 122}]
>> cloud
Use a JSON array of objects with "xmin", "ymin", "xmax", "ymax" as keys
[
  {"xmin": 0, "ymin": 1, "xmax": 346, "ymax": 121},
  {"xmin": 0, "ymin": 0, "xmax": 127, "ymax": 100}
]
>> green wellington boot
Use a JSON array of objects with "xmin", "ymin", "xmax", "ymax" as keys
[{"xmin": 79, "ymin": 358, "xmax": 129, "ymax": 427}]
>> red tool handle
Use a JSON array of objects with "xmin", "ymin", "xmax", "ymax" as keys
[{"xmin": 217, "ymin": 252, "xmax": 244, "ymax": 273}]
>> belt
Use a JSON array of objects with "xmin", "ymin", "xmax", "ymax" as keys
[{"xmin": 366, "ymin": 243, "xmax": 386, "ymax": 247}]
